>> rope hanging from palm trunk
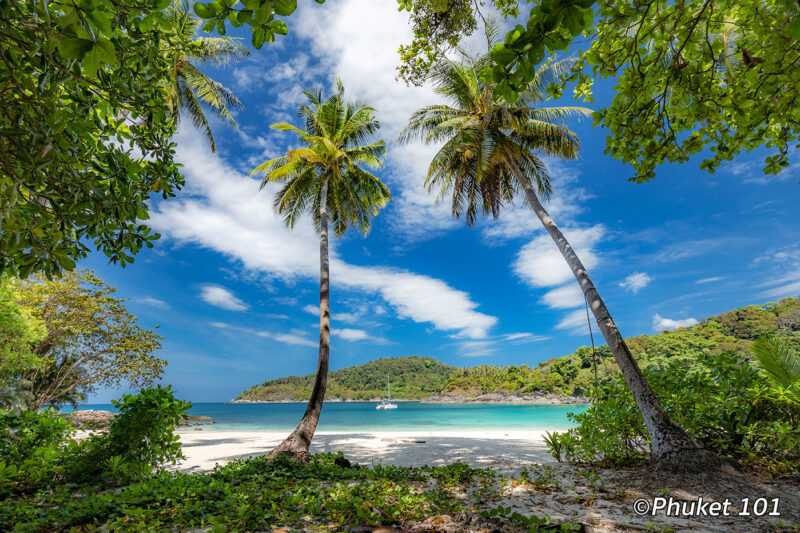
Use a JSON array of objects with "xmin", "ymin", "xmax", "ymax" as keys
[{"xmin": 585, "ymin": 298, "xmax": 600, "ymax": 406}]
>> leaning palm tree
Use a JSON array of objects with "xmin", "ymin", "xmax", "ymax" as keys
[
  {"xmin": 399, "ymin": 42, "xmax": 723, "ymax": 472},
  {"xmin": 250, "ymin": 80, "xmax": 390, "ymax": 458},
  {"xmin": 165, "ymin": 0, "xmax": 249, "ymax": 152}
]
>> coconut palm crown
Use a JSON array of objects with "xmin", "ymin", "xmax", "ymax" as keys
[
  {"xmin": 398, "ymin": 47, "xmax": 591, "ymax": 225},
  {"xmin": 165, "ymin": 0, "xmax": 249, "ymax": 152},
  {"xmin": 252, "ymin": 80, "xmax": 390, "ymax": 238}
]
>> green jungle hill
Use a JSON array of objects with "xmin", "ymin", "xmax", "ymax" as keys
[{"xmin": 235, "ymin": 297, "xmax": 800, "ymax": 402}]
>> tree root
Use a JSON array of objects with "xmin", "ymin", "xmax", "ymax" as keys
[
  {"xmin": 266, "ymin": 430, "xmax": 311, "ymax": 461},
  {"xmin": 647, "ymin": 447, "xmax": 737, "ymax": 476}
]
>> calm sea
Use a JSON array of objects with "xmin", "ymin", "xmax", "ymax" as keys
[{"xmin": 60, "ymin": 402, "xmax": 588, "ymax": 432}]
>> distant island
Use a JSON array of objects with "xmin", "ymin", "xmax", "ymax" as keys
[{"xmin": 235, "ymin": 297, "xmax": 800, "ymax": 404}]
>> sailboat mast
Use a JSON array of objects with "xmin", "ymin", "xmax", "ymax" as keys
[{"xmin": 387, "ymin": 373, "xmax": 391, "ymax": 401}]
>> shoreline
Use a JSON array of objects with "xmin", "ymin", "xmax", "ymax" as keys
[{"xmin": 230, "ymin": 398, "xmax": 591, "ymax": 405}]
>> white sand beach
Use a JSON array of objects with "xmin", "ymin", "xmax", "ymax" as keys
[{"xmin": 173, "ymin": 428, "xmax": 554, "ymax": 473}]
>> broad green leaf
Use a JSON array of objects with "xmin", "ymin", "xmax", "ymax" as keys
[{"xmin": 59, "ymin": 37, "xmax": 93, "ymax": 60}]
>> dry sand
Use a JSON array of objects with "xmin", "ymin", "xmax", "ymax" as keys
[{"xmin": 173, "ymin": 428, "xmax": 554, "ymax": 473}]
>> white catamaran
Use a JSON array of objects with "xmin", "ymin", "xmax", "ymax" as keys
[{"xmin": 376, "ymin": 373, "xmax": 397, "ymax": 410}]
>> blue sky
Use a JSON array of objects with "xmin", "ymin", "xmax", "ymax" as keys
[{"xmin": 82, "ymin": 0, "xmax": 800, "ymax": 402}]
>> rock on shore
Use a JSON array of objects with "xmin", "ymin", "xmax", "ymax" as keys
[{"xmin": 61, "ymin": 410, "xmax": 214, "ymax": 429}]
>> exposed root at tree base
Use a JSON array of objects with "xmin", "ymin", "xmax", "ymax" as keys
[
  {"xmin": 266, "ymin": 434, "xmax": 311, "ymax": 461},
  {"xmin": 647, "ymin": 447, "xmax": 735, "ymax": 476}
]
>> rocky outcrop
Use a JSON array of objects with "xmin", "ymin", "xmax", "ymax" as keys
[
  {"xmin": 179, "ymin": 415, "xmax": 214, "ymax": 427},
  {"xmin": 60, "ymin": 410, "xmax": 214, "ymax": 429},
  {"xmin": 423, "ymin": 392, "xmax": 590, "ymax": 404},
  {"xmin": 61, "ymin": 410, "xmax": 116, "ymax": 429}
]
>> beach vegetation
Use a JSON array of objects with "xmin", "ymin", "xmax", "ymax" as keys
[
  {"xmin": 398, "ymin": 29, "xmax": 713, "ymax": 472},
  {"xmin": 249, "ymin": 80, "xmax": 390, "ymax": 458},
  {"xmin": 0, "ymin": 449, "xmax": 581, "ymax": 532},
  {"xmin": 0, "ymin": 271, "xmax": 165, "ymax": 411},
  {"xmin": 0, "ymin": 386, "xmax": 188, "ymax": 496},
  {"xmin": 546, "ymin": 349, "xmax": 800, "ymax": 475}
]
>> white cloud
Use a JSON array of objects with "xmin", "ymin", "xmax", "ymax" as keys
[
  {"xmin": 513, "ymin": 225, "xmax": 605, "ymax": 288},
  {"xmin": 457, "ymin": 330, "xmax": 549, "ymax": 356},
  {"xmin": 302, "ymin": 304, "xmax": 318, "ymax": 315},
  {"xmin": 763, "ymin": 280, "xmax": 800, "ymax": 298},
  {"xmin": 199, "ymin": 285, "xmax": 249, "ymax": 311},
  {"xmin": 541, "ymin": 284, "xmax": 585, "ymax": 309},
  {"xmin": 501, "ymin": 332, "xmax": 551, "ymax": 344},
  {"xmin": 753, "ymin": 245, "xmax": 800, "ymax": 299},
  {"xmin": 652, "ymin": 314, "xmax": 698, "ymax": 331},
  {"xmin": 210, "ymin": 322, "xmax": 317, "ymax": 347},
  {"xmin": 619, "ymin": 272, "xmax": 652, "ymax": 294},
  {"xmin": 135, "ymin": 297, "xmax": 170, "ymax": 309},
  {"xmin": 457, "ymin": 340, "xmax": 498, "ymax": 357},
  {"xmin": 696, "ymin": 276, "xmax": 723, "ymax": 284},
  {"xmin": 333, "ymin": 328, "xmax": 369, "ymax": 341},
  {"xmin": 331, "ymin": 327, "xmax": 391, "ymax": 343},
  {"xmin": 150, "ymin": 127, "xmax": 496, "ymax": 339}
]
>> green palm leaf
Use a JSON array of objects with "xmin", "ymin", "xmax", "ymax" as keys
[
  {"xmin": 165, "ymin": 0, "xmax": 248, "ymax": 152},
  {"xmin": 751, "ymin": 335, "xmax": 800, "ymax": 390}
]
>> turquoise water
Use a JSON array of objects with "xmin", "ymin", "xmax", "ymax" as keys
[{"xmin": 61, "ymin": 402, "xmax": 588, "ymax": 432}]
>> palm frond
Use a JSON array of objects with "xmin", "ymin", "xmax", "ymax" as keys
[
  {"xmin": 179, "ymin": 81, "xmax": 216, "ymax": 152},
  {"xmin": 751, "ymin": 336, "xmax": 800, "ymax": 390}
]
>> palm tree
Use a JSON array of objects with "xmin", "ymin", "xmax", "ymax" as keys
[
  {"xmin": 399, "ymin": 41, "xmax": 722, "ymax": 471},
  {"xmin": 250, "ymin": 80, "xmax": 390, "ymax": 458},
  {"xmin": 165, "ymin": 0, "xmax": 249, "ymax": 152}
]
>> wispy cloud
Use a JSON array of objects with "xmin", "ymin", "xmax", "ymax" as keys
[
  {"xmin": 457, "ymin": 331, "xmax": 549, "ymax": 356},
  {"xmin": 210, "ymin": 321, "xmax": 317, "ymax": 347},
  {"xmin": 332, "ymin": 328, "xmax": 391, "ymax": 344},
  {"xmin": 555, "ymin": 308, "xmax": 600, "ymax": 336},
  {"xmin": 619, "ymin": 272, "xmax": 652, "ymax": 294},
  {"xmin": 134, "ymin": 296, "xmax": 171, "ymax": 309},
  {"xmin": 541, "ymin": 284, "xmax": 585, "ymax": 309},
  {"xmin": 199, "ymin": 285, "xmax": 249, "ymax": 311},
  {"xmin": 696, "ymin": 276, "xmax": 723, "ymax": 284}
]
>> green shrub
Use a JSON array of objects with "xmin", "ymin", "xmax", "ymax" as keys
[
  {"xmin": 0, "ymin": 386, "xmax": 190, "ymax": 494},
  {"xmin": 78, "ymin": 385, "xmax": 191, "ymax": 483},
  {"xmin": 547, "ymin": 351, "xmax": 800, "ymax": 475}
]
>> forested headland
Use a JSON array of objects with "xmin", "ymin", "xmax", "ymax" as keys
[{"xmin": 236, "ymin": 297, "xmax": 800, "ymax": 403}]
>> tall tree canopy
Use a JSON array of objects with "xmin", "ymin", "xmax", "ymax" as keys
[
  {"xmin": 2, "ymin": 271, "xmax": 165, "ymax": 410},
  {"xmin": 0, "ymin": 0, "xmax": 184, "ymax": 278},
  {"xmin": 0, "ymin": 0, "xmax": 246, "ymax": 278},
  {"xmin": 397, "ymin": 0, "xmax": 800, "ymax": 182}
]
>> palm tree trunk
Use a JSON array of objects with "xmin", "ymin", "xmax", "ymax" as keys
[
  {"xmin": 268, "ymin": 177, "xmax": 331, "ymax": 459},
  {"xmin": 511, "ymin": 164, "xmax": 725, "ymax": 472}
]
